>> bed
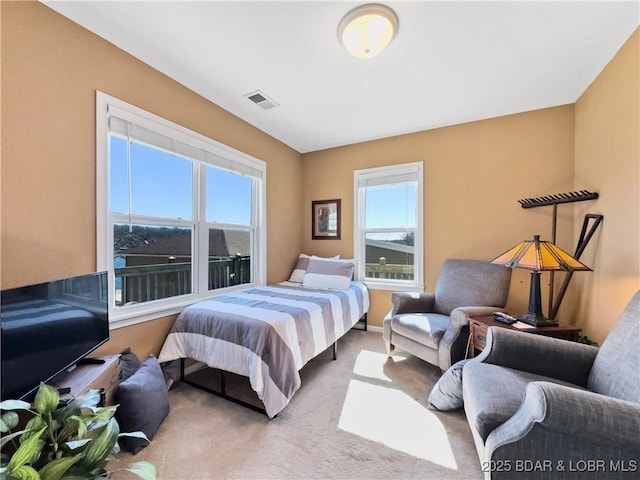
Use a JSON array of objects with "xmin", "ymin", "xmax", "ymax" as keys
[{"xmin": 158, "ymin": 280, "xmax": 369, "ymax": 417}]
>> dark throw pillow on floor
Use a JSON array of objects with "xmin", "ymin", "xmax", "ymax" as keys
[
  {"xmin": 116, "ymin": 354, "xmax": 170, "ymax": 454},
  {"xmin": 119, "ymin": 347, "xmax": 142, "ymax": 382},
  {"xmin": 427, "ymin": 359, "xmax": 470, "ymax": 411}
]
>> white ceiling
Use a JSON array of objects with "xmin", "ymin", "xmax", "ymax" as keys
[{"xmin": 43, "ymin": 1, "xmax": 639, "ymax": 153}]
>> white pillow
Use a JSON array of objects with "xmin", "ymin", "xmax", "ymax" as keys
[
  {"xmin": 288, "ymin": 254, "xmax": 339, "ymax": 283},
  {"xmin": 302, "ymin": 258, "xmax": 355, "ymax": 290}
]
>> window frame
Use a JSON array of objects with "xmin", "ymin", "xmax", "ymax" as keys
[
  {"xmin": 353, "ymin": 162, "xmax": 424, "ymax": 292},
  {"xmin": 96, "ymin": 91, "xmax": 266, "ymax": 328}
]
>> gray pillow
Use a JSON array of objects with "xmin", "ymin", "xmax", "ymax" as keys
[
  {"xmin": 427, "ymin": 359, "xmax": 470, "ymax": 411},
  {"xmin": 116, "ymin": 354, "xmax": 170, "ymax": 454},
  {"xmin": 119, "ymin": 347, "xmax": 142, "ymax": 382},
  {"xmin": 302, "ymin": 258, "xmax": 354, "ymax": 290},
  {"xmin": 288, "ymin": 254, "xmax": 340, "ymax": 283}
]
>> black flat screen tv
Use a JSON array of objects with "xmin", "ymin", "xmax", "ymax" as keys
[{"xmin": 1, "ymin": 271, "xmax": 109, "ymax": 400}]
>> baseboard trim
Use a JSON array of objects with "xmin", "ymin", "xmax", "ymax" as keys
[{"xmin": 366, "ymin": 325, "xmax": 383, "ymax": 333}]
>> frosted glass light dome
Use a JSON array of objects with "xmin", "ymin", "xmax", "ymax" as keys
[{"xmin": 338, "ymin": 4, "xmax": 399, "ymax": 59}]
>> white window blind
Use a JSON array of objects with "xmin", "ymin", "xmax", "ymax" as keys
[
  {"xmin": 356, "ymin": 170, "xmax": 419, "ymax": 188},
  {"xmin": 107, "ymin": 106, "xmax": 264, "ymax": 179}
]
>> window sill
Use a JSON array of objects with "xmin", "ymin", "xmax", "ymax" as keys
[{"xmin": 363, "ymin": 281, "xmax": 424, "ymax": 292}]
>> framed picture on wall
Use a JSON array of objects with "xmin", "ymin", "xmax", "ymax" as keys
[{"xmin": 312, "ymin": 199, "xmax": 341, "ymax": 240}]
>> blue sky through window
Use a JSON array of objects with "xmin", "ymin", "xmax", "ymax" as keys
[
  {"xmin": 110, "ymin": 136, "xmax": 251, "ymax": 224},
  {"xmin": 206, "ymin": 166, "xmax": 251, "ymax": 224},
  {"xmin": 366, "ymin": 183, "xmax": 417, "ymax": 232}
]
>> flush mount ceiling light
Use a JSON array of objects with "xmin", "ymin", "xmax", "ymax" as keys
[{"xmin": 338, "ymin": 3, "xmax": 399, "ymax": 59}]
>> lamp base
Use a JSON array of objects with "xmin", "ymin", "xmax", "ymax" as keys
[{"xmin": 517, "ymin": 312, "xmax": 559, "ymax": 327}]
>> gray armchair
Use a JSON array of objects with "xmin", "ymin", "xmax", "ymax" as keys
[
  {"xmin": 383, "ymin": 259, "xmax": 512, "ymax": 371},
  {"xmin": 463, "ymin": 290, "xmax": 640, "ymax": 479}
]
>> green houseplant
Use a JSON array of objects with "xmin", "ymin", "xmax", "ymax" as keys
[{"xmin": 0, "ymin": 382, "xmax": 155, "ymax": 480}]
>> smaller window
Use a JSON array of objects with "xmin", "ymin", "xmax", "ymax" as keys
[{"xmin": 354, "ymin": 162, "xmax": 424, "ymax": 291}]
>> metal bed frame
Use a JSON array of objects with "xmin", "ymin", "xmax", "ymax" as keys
[{"xmin": 179, "ymin": 313, "xmax": 367, "ymax": 416}]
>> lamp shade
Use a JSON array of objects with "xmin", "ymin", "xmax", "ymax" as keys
[
  {"xmin": 490, "ymin": 235, "xmax": 591, "ymax": 326},
  {"xmin": 491, "ymin": 235, "xmax": 591, "ymax": 272},
  {"xmin": 338, "ymin": 4, "xmax": 398, "ymax": 59}
]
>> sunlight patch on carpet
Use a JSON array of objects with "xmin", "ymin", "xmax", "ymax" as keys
[
  {"xmin": 352, "ymin": 349, "xmax": 405, "ymax": 381},
  {"xmin": 338, "ymin": 379, "xmax": 458, "ymax": 470}
]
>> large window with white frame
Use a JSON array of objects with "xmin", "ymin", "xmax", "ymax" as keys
[
  {"xmin": 96, "ymin": 92, "xmax": 266, "ymax": 326},
  {"xmin": 354, "ymin": 162, "xmax": 423, "ymax": 291}
]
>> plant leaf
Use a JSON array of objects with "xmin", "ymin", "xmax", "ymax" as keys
[
  {"xmin": 68, "ymin": 390, "xmax": 102, "ymax": 411},
  {"xmin": 7, "ymin": 464, "xmax": 40, "ymax": 480},
  {"xmin": 20, "ymin": 416, "xmax": 46, "ymax": 443},
  {"xmin": 64, "ymin": 439, "xmax": 91, "ymax": 451},
  {"xmin": 38, "ymin": 455, "xmax": 82, "ymax": 480},
  {"xmin": 33, "ymin": 384, "xmax": 59, "ymax": 416},
  {"xmin": 1, "ymin": 411, "xmax": 20, "ymax": 432},
  {"xmin": 7, "ymin": 427, "xmax": 45, "ymax": 471},
  {"xmin": 55, "ymin": 390, "xmax": 101, "ymax": 420},
  {"xmin": 0, "ymin": 399, "xmax": 32, "ymax": 411},
  {"xmin": 125, "ymin": 461, "xmax": 156, "ymax": 480},
  {"xmin": 0, "ymin": 429, "xmax": 29, "ymax": 449},
  {"xmin": 57, "ymin": 416, "xmax": 86, "ymax": 443},
  {"xmin": 78, "ymin": 418, "xmax": 119, "ymax": 471},
  {"xmin": 85, "ymin": 406, "xmax": 117, "ymax": 431}
]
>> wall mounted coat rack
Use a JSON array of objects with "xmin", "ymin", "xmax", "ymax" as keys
[
  {"xmin": 518, "ymin": 190, "xmax": 599, "ymax": 209},
  {"xmin": 518, "ymin": 190, "xmax": 602, "ymax": 319}
]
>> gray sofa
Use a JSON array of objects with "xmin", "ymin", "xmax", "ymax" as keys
[
  {"xmin": 383, "ymin": 259, "xmax": 512, "ymax": 371},
  {"xmin": 463, "ymin": 290, "xmax": 640, "ymax": 479}
]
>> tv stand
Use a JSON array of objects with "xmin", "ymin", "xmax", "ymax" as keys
[
  {"xmin": 77, "ymin": 357, "xmax": 106, "ymax": 365},
  {"xmin": 52, "ymin": 355, "xmax": 120, "ymax": 406}
]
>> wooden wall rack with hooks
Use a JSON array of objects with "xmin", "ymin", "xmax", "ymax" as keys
[
  {"xmin": 517, "ymin": 190, "xmax": 602, "ymax": 319},
  {"xmin": 518, "ymin": 190, "xmax": 599, "ymax": 209}
]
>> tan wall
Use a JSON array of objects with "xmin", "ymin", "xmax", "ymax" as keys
[
  {"xmin": 572, "ymin": 28, "xmax": 640, "ymax": 344},
  {"xmin": 302, "ymin": 106, "xmax": 576, "ymax": 327},
  {"xmin": 1, "ymin": 2, "xmax": 303, "ymax": 359}
]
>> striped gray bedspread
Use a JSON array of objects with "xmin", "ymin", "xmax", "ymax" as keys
[{"xmin": 158, "ymin": 282, "xmax": 369, "ymax": 417}]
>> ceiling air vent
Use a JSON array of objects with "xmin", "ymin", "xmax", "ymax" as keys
[{"xmin": 243, "ymin": 90, "xmax": 280, "ymax": 110}]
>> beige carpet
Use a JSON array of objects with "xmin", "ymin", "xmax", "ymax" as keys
[{"xmin": 109, "ymin": 330, "xmax": 483, "ymax": 479}]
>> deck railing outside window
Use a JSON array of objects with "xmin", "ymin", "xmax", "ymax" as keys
[
  {"xmin": 115, "ymin": 255, "xmax": 251, "ymax": 306},
  {"xmin": 115, "ymin": 257, "xmax": 408, "ymax": 305},
  {"xmin": 365, "ymin": 263, "xmax": 414, "ymax": 280}
]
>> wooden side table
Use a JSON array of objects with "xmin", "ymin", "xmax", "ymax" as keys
[{"xmin": 467, "ymin": 315, "xmax": 581, "ymax": 358}]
